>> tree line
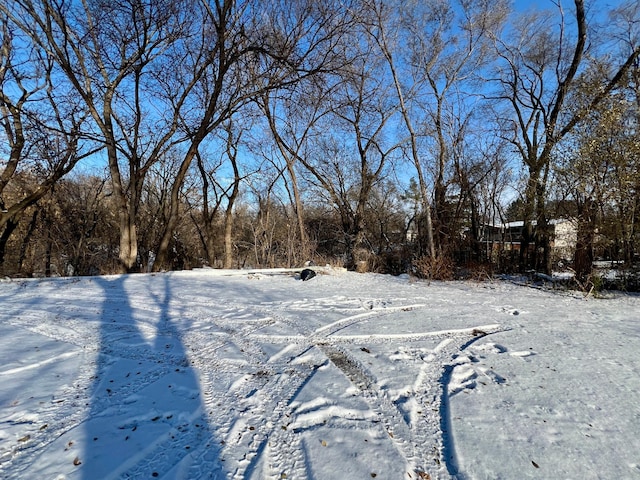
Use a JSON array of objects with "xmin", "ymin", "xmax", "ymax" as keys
[{"xmin": 1, "ymin": 0, "xmax": 639, "ymax": 286}]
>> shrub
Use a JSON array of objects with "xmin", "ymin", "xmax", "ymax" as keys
[{"xmin": 412, "ymin": 255, "xmax": 455, "ymax": 281}]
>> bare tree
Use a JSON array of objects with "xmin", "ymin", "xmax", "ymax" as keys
[
  {"xmin": 210, "ymin": 122, "xmax": 250, "ymax": 269},
  {"xmin": 190, "ymin": 151, "xmax": 224, "ymax": 268},
  {"xmin": 256, "ymin": 77, "xmax": 334, "ymax": 262},
  {"xmin": 491, "ymin": 0, "xmax": 640, "ymax": 274},
  {"xmin": 152, "ymin": 0, "xmax": 351, "ymax": 270},
  {"xmin": 555, "ymin": 59, "xmax": 640, "ymax": 284},
  {"xmin": 364, "ymin": 0, "xmax": 508, "ymax": 259},
  {"xmin": 295, "ymin": 40, "xmax": 401, "ymax": 270},
  {"xmin": 0, "ymin": 16, "xmax": 97, "ymax": 272},
  {"xmin": 2, "ymin": 0, "xmax": 194, "ymax": 272},
  {"xmin": 47, "ymin": 175, "xmax": 114, "ymax": 275}
]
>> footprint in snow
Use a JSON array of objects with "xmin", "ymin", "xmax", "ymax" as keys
[
  {"xmin": 448, "ymin": 365, "xmax": 478, "ymax": 395},
  {"xmin": 509, "ymin": 350, "xmax": 537, "ymax": 361},
  {"xmin": 473, "ymin": 342, "xmax": 508, "ymax": 355},
  {"xmin": 471, "ymin": 342, "xmax": 537, "ymax": 361},
  {"xmin": 448, "ymin": 349, "xmax": 509, "ymax": 396}
]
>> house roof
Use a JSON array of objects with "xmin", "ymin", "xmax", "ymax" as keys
[{"xmin": 486, "ymin": 219, "xmax": 575, "ymax": 229}]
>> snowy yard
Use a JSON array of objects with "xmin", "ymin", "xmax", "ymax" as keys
[{"xmin": 1, "ymin": 269, "xmax": 639, "ymax": 479}]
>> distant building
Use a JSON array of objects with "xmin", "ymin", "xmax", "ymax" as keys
[{"xmin": 481, "ymin": 219, "xmax": 577, "ymax": 263}]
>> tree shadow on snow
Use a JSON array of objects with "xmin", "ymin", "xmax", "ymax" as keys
[
  {"xmin": 85, "ymin": 275, "xmax": 222, "ymax": 479},
  {"xmin": 438, "ymin": 335, "xmax": 493, "ymax": 480}
]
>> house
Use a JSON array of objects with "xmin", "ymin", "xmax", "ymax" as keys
[{"xmin": 481, "ymin": 219, "xmax": 577, "ymax": 264}]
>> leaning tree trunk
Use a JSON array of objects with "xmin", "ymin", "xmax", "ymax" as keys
[
  {"xmin": 18, "ymin": 211, "xmax": 39, "ymax": 274},
  {"xmin": 0, "ymin": 218, "xmax": 19, "ymax": 274},
  {"xmin": 154, "ymin": 141, "xmax": 201, "ymax": 271}
]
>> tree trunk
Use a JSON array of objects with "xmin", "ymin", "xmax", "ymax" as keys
[
  {"xmin": 18, "ymin": 211, "xmax": 39, "ymax": 274},
  {"xmin": 574, "ymin": 229, "xmax": 594, "ymax": 285},
  {"xmin": 261, "ymin": 92, "xmax": 310, "ymax": 261},
  {"xmin": 285, "ymin": 161, "xmax": 310, "ymax": 260},
  {"xmin": 376, "ymin": 28, "xmax": 435, "ymax": 259},
  {"xmin": 154, "ymin": 143, "xmax": 200, "ymax": 271},
  {"xmin": 206, "ymin": 229, "xmax": 217, "ymax": 267},
  {"xmin": 538, "ymin": 160, "xmax": 554, "ymax": 274},
  {"xmin": 519, "ymin": 172, "xmax": 538, "ymax": 272},
  {"xmin": 0, "ymin": 217, "xmax": 19, "ymax": 274},
  {"xmin": 118, "ymin": 213, "xmax": 139, "ymax": 273},
  {"xmin": 223, "ymin": 175, "xmax": 240, "ymax": 269},
  {"xmin": 44, "ymin": 238, "xmax": 52, "ymax": 277},
  {"xmin": 434, "ymin": 180, "xmax": 448, "ymax": 254},
  {"xmin": 574, "ymin": 200, "xmax": 597, "ymax": 285},
  {"xmin": 223, "ymin": 209, "xmax": 234, "ymax": 269},
  {"xmin": 469, "ymin": 196, "xmax": 482, "ymax": 262}
]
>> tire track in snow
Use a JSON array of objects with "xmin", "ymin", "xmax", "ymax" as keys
[
  {"xmin": 318, "ymin": 328, "xmax": 503, "ymax": 479},
  {"xmin": 317, "ymin": 343, "xmax": 419, "ymax": 475},
  {"xmin": 184, "ymin": 301, "xmax": 401, "ymax": 478},
  {"xmin": 188, "ymin": 344, "xmax": 325, "ymax": 479},
  {"xmin": 238, "ymin": 359, "xmax": 323, "ymax": 480},
  {"xmin": 5, "ymin": 289, "xmax": 505, "ymax": 480},
  {"xmin": 110, "ymin": 315, "xmax": 281, "ymax": 479},
  {"xmin": 113, "ymin": 303, "xmax": 325, "ymax": 480},
  {"xmin": 249, "ymin": 301, "xmax": 504, "ymax": 479}
]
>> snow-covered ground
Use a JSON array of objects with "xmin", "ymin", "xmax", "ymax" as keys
[{"xmin": 1, "ymin": 269, "xmax": 639, "ymax": 480}]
